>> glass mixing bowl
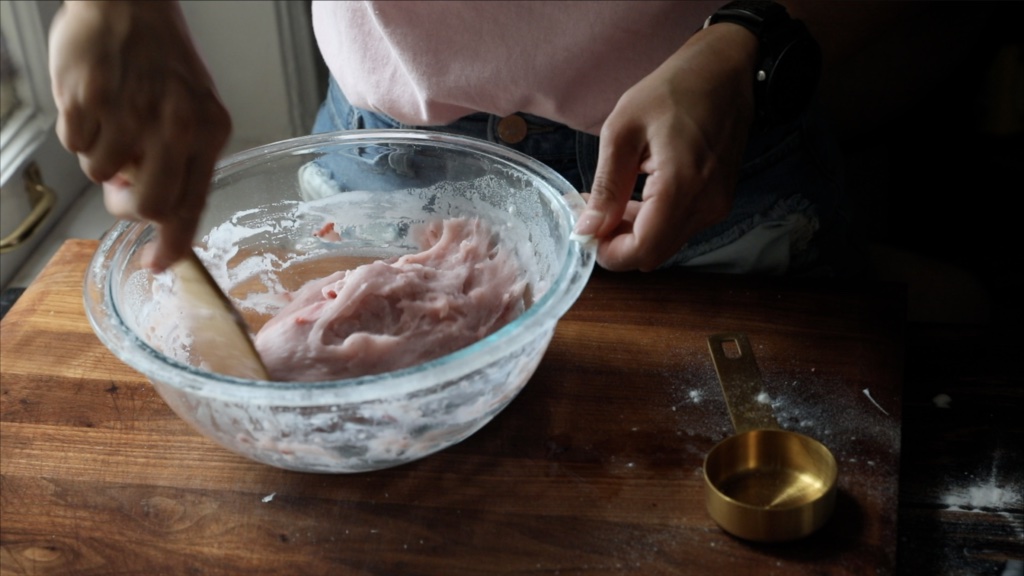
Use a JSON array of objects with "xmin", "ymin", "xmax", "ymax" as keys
[{"xmin": 84, "ymin": 130, "xmax": 595, "ymax": 473}]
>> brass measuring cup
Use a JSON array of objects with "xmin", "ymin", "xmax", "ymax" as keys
[{"xmin": 703, "ymin": 333, "xmax": 838, "ymax": 542}]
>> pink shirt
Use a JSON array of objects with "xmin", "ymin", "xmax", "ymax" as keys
[{"xmin": 312, "ymin": 1, "xmax": 717, "ymax": 135}]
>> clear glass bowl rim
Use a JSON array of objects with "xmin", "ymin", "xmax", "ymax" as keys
[{"xmin": 83, "ymin": 129, "xmax": 596, "ymax": 404}]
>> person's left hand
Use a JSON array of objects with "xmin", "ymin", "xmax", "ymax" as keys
[{"xmin": 573, "ymin": 23, "xmax": 759, "ymax": 271}]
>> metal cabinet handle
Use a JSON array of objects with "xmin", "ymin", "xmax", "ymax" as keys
[{"xmin": 0, "ymin": 162, "xmax": 56, "ymax": 254}]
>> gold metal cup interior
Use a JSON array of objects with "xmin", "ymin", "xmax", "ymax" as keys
[
  {"xmin": 704, "ymin": 428, "xmax": 838, "ymax": 542},
  {"xmin": 704, "ymin": 333, "xmax": 839, "ymax": 542}
]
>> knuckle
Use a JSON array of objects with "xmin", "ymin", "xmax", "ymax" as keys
[
  {"xmin": 203, "ymin": 104, "xmax": 232, "ymax": 147},
  {"xmin": 57, "ymin": 108, "xmax": 89, "ymax": 151},
  {"xmin": 79, "ymin": 76, "xmax": 108, "ymax": 110},
  {"xmin": 56, "ymin": 117, "xmax": 77, "ymax": 151},
  {"xmin": 587, "ymin": 176, "xmax": 616, "ymax": 201},
  {"xmin": 161, "ymin": 102, "xmax": 196, "ymax": 143},
  {"xmin": 80, "ymin": 154, "xmax": 115, "ymax": 183},
  {"xmin": 633, "ymin": 241, "xmax": 667, "ymax": 272}
]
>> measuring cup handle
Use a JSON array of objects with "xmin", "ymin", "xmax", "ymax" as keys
[{"xmin": 707, "ymin": 333, "xmax": 780, "ymax": 434}]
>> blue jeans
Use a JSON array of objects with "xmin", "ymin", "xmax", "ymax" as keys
[{"xmin": 312, "ymin": 77, "xmax": 857, "ymax": 275}]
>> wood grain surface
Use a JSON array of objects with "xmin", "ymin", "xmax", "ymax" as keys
[{"xmin": 1, "ymin": 240, "xmax": 906, "ymax": 576}]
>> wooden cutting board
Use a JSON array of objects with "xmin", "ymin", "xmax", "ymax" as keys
[{"xmin": 0, "ymin": 239, "xmax": 905, "ymax": 575}]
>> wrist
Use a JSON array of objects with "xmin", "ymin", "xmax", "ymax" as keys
[
  {"xmin": 686, "ymin": 23, "xmax": 760, "ymax": 127},
  {"xmin": 705, "ymin": 0, "xmax": 822, "ymax": 128}
]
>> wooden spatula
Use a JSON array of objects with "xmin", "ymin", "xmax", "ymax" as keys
[{"xmin": 167, "ymin": 250, "xmax": 269, "ymax": 380}]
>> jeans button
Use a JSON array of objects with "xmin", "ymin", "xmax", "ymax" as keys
[{"xmin": 497, "ymin": 114, "xmax": 528, "ymax": 144}]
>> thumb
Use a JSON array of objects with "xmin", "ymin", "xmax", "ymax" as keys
[{"xmin": 574, "ymin": 130, "xmax": 643, "ymax": 239}]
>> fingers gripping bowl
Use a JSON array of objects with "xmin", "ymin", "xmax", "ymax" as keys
[{"xmin": 84, "ymin": 130, "xmax": 596, "ymax": 473}]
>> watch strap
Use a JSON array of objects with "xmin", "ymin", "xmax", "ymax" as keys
[{"xmin": 705, "ymin": 1, "xmax": 822, "ymax": 127}]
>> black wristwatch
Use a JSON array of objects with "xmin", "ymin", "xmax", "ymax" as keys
[{"xmin": 704, "ymin": 0, "xmax": 822, "ymax": 128}]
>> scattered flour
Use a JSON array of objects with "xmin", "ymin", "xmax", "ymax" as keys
[
  {"xmin": 940, "ymin": 450, "xmax": 1024, "ymax": 541},
  {"xmin": 862, "ymin": 388, "xmax": 891, "ymax": 416},
  {"xmin": 942, "ymin": 481, "xmax": 1021, "ymax": 511}
]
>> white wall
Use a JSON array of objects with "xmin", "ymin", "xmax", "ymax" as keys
[
  {"xmin": 180, "ymin": 1, "xmax": 322, "ymax": 153},
  {"xmin": 1, "ymin": 1, "xmax": 323, "ymax": 288}
]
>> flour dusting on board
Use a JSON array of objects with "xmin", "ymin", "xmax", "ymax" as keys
[
  {"xmin": 940, "ymin": 449, "xmax": 1024, "ymax": 539},
  {"xmin": 943, "ymin": 480, "xmax": 1021, "ymax": 511},
  {"xmin": 929, "ymin": 448, "xmax": 1024, "ymax": 573},
  {"xmin": 661, "ymin": 348, "xmax": 731, "ymax": 440},
  {"xmin": 668, "ymin": 340, "xmax": 902, "ymax": 529}
]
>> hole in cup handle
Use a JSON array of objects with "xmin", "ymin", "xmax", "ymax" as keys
[{"xmin": 707, "ymin": 333, "xmax": 780, "ymax": 434}]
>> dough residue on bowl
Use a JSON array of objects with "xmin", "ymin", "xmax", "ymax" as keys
[{"xmin": 254, "ymin": 216, "xmax": 529, "ymax": 381}]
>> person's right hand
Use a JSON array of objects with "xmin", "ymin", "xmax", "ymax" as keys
[
  {"xmin": 573, "ymin": 22, "xmax": 757, "ymax": 272},
  {"xmin": 49, "ymin": 0, "xmax": 231, "ymax": 271}
]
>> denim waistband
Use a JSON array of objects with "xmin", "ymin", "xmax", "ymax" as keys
[{"xmin": 311, "ymin": 77, "xmax": 855, "ymax": 275}]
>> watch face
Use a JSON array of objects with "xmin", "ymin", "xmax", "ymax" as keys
[{"xmin": 765, "ymin": 37, "xmax": 822, "ymax": 124}]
